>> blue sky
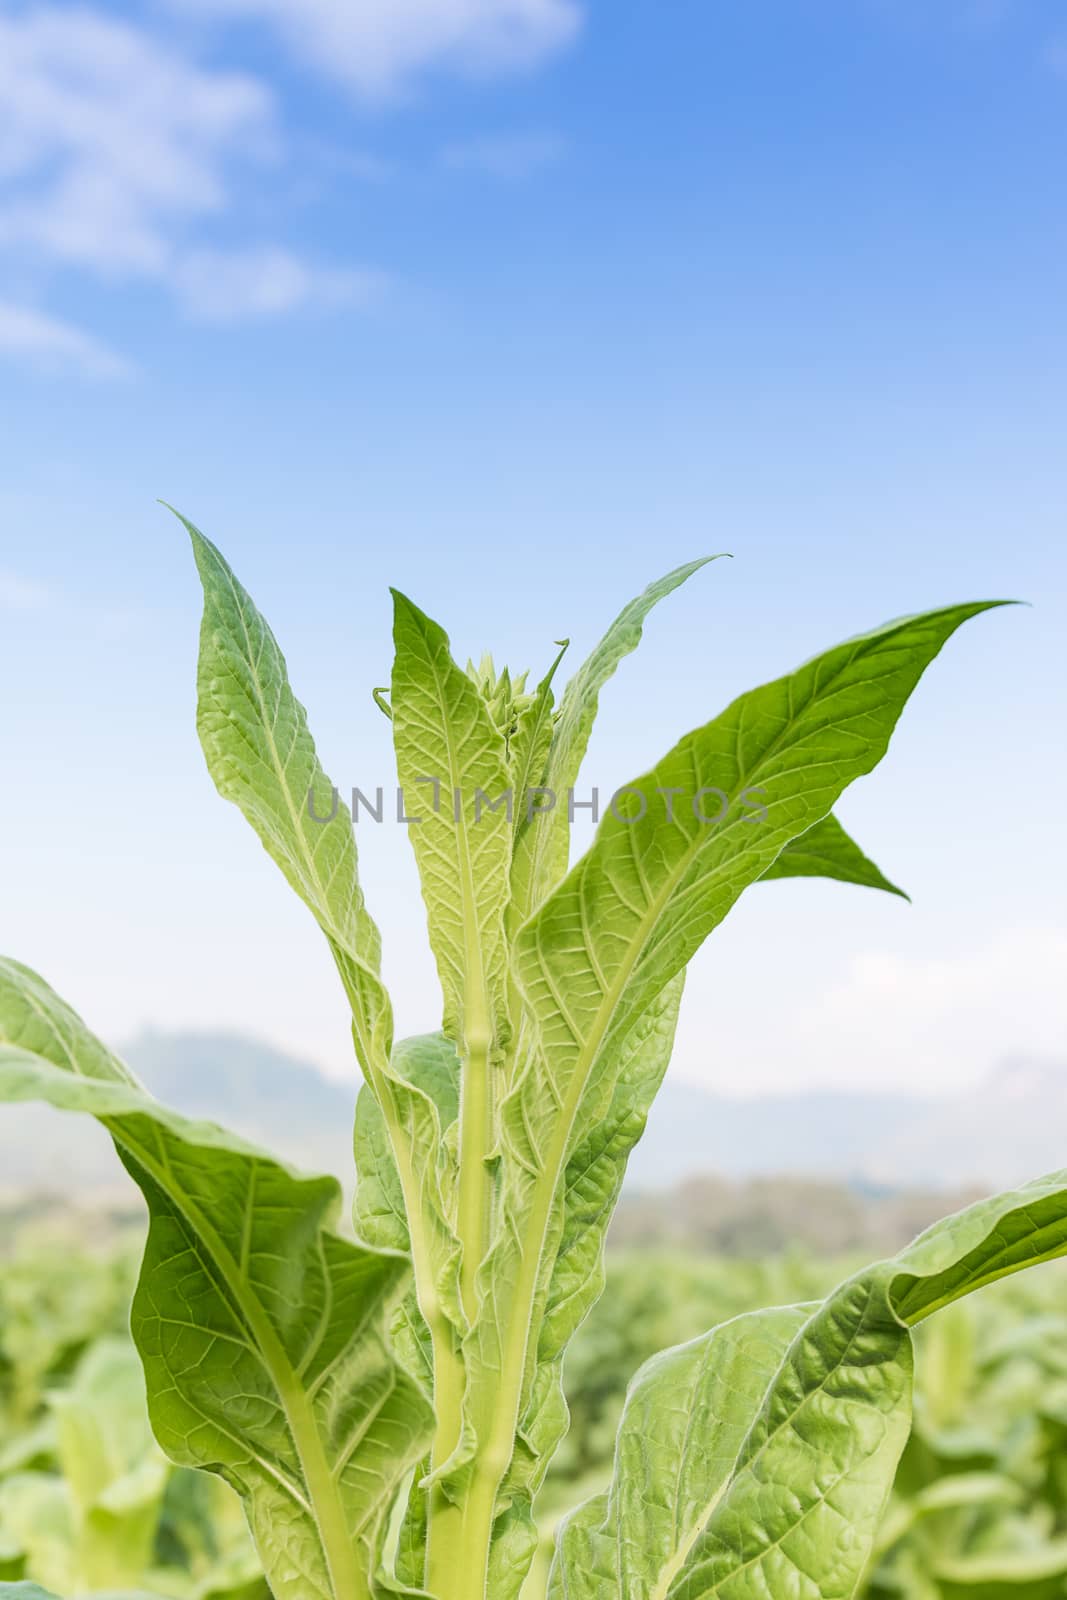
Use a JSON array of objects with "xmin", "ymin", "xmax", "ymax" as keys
[{"xmin": 1, "ymin": 0, "xmax": 1064, "ymax": 1097}]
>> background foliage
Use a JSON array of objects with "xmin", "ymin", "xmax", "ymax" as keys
[{"xmin": 3, "ymin": 1205, "xmax": 1066, "ymax": 1600}]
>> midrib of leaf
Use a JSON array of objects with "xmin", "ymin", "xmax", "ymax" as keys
[
  {"xmin": 671, "ymin": 1284, "xmax": 900, "ymax": 1600},
  {"xmin": 425, "ymin": 642, "xmax": 497, "ymax": 1326},
  {"xmin": 650, "ymin": 1500, "xmax": 725, "ymax": 1600},
  {"xmin": 407, "ymin": 641, "xmax": 506, "ymax": 1598},
  {"xmin": 478, "ymin": 855, "xmax": 688, "ymax": 1491},
  {"xmin": 647, "ymin": 1345, "xmax": 727, "ymax": 1600},
  {"xmin": 104, "ymin": 1116, "xmax": 369, "ymax": 1600},
  {"xmin": 900, "ymin": 1236, "xmax": 1067, "ymax": 1326}
]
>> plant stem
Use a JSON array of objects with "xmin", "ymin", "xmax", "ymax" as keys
[{"xmin": 456, "ymin": 1022, "xmax": 493, "ymax": 1324}]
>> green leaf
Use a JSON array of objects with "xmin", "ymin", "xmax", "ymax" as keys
[
  {"xmin": 38, "ymin": 1338, "xmax": 168, "ymax": 1592},
  {"xmin": 533, "ymin": 557, "xmax": 723, "ymax": 894},
  {"xmin": 552, "ymin": 1171, "xmax": 1067, "ymax": 1600},
  {"xmin": 891, "ymin": 1171, "xmax": 1067, "ymax": 1324},
  {"xmin": 0, "ymin": 959, "xmax": 432, "ymax": 1600},
  {"xmin": 0, "ymin": 1477, "xmax": 71, "ymax": 1597},
  {"xmin": 354, "ymin": 1032, "xmax": 463, "ymax": 1384},
  {"xmin": 508, "ymin": 977, "xmax": 686, "ymax": 1504},
  {"xmin": 507, "ymin": 642, "xmax": 569, "ymax": 933},
  {"xmin": 0, "ymin": 1590, "xmax": 160, "ymax": 1600},
  {"xmin": 178, "ymin": 509, "xmax": 393, "ymax": 1081},
  {"xmin": 390, "ymin": 591, "xmax": 512, "ymax": 1062},
  {"xmin": 452, "ymin": 599, "xmax": 1004, "ymax": 1563},
  {"xmin": 352, "ymin": 1032, "xmax": 469, "ymax": 1592},
  {"xmin": 935, "ymin": 1538, "xmax": 1067, "ymax": 1599},
  {"xmin": 471, "ymin": 983, "xmax": 685, "ymax": 1597},
  {"xmin": 761, "ymin": 811, "xmax": 908, "ymax": 898},
  {"xmin": 390, "ymin": 592, "xmax": 514, "ymax": 1334},
  {"xmin": 518, "ymin": 604, "xmax": 1002, "ymax": 1134},
  {"xmin": 549, "ymin": 1304, "xmax": 813, "ymax": 1600},
  {"xmin": 181, "ymin": 517, "xmax": 463, "ymax": 1457}
]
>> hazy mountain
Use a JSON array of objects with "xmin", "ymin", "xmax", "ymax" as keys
[
  {"xmin": 629, "ymin": 1058, "xmax": 1067, "ymax": 1191},
  {"xmin": 863, "ymin": 1059, "xmax": 1067, "ymax": 1190},
  {"xmin": 626, "ymin": 1083, "xmax": 925, "ymax": 1188},
  {"xmin": 1, "ymin": 1030, "xmax": 1063, "ymax": 1198},
  {"xmin": 126, "ymin": 1029, "xmax": 357, "ymax": 1175},
  {"xmin": 0, "ymin": 1029, "xmax": 357, "ymax": 1198}
]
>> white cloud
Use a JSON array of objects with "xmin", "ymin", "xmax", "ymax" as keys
[
  {"xmin": 172, "ymin": 246, "xmax": 386, "ymax": 321},
  {"xmin": 0, "ymin": 298, "xmax": 132, "ymax": 378},
  {"xmin": 0, "ymin": 6, "xmax": 272, "ymax": 277},
  {"xmin": 788, "ymin": 926, "xmax": 1067, "ymax": 1095},
  {"xmin": 440, "ymin": 131, "xmax": 564, "ymax": 177},
  {"xmin": 170, "ymin": 0, "xmax": 583, "ymax": 99},
  {"xmin": 673, "ymin": 922, "xmax": 1067, "ymax": 1099},
  {"xmin": 0, "ymin": 6, "xmax": 384, "ymax": 354},
  {"xmin": 0, "ymin": 1, "xmax": 580, "ymax": 369}
]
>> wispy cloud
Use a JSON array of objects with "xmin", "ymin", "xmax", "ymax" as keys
[
  {"xmin": 0, "ymin": 299, "xmax": 132, "ymax": 379},
  {"xmin": 440, "ymin": 131, "xmax": 565, "ymax": 178},
  {"xmin": 172, "ymin": 247, "xmax": 387, "ymax": 322},
  {"xmin": 0, "ymin": 0, "xmax": 582, "ymax": 372},
  {"xmin": 0, "ymin": 6, "xmax": 272, "ymax": 278},
  {"xmin": 0, "ymin": 4, "xmax": 383, "ymax": 365},
  {"xmin": 169, "ymin": 0, "xmax": 583, "ymax": 99}
]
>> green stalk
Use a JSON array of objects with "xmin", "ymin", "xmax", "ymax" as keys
[
  {"xmin": 427, "ymin": 974, "xmax": 497, "ymax": 1587},
  {"xmin": 456, "ymin": 1020, "xmax": 493, "ymax": 1325},
  {"xmin": 434, "ymin": 1005, "xmax": 638, "ymax": 1594}
]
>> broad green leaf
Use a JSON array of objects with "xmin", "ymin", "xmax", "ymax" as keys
[
  {"xmin": 0, "ymin": 1590, "xmax": 159, "ymax": 1600},
  {"xmin": 508, "ymin": 978, "xmax": 686, "ymax": 1504},
  {"xmin": 181, "ymin": 519, "xmax": 461, "ymax": 1431},
  {"xmin": 180, "ymin": 510, "xmax": 392, "ymax": 1080},
  {"xmin": 935, "ymin": 1539, "xmax": 1067, "ymax": 1599},
  {"xmin": 533, "ymin": 557, "xmax": 722, "ymax": 894},
  {"xmin": 449, "ymin": 983, "xmax": 685, "ymax": 1597},
  {"xmin": 870, "ymin": 1471, "xmax": 1024, "ymax": 1572},
  {"xmin": 354, "ymin": 1032, "xmax": 463, "ymax": 1384},
  {"xmin": 553, "ymin": 1171, "xmax": 1067, "ymax": 1600},
  {"xmin": 761, "ymin": 812, "xmax": 908, "ymax": 899},
  {"xmin": 24, "ymin": 1338, "xmax": 169, "ymax": 1593},
  {"xmin": 354, "ymin": 1035, "xmax": 460, "ymax": 1267},
  {"xmin": 507, "ymin": 642, "xmax": 569, "ymax": 933},
  {"xmin": 155, "ymin": 1466, "xmax": 267, "ymax": 1599},
  {"xmin": 518, "ymin": 604, "xmax": 1003, "ymax": 1133},
  {"xmin": 891, "ymin": 1171, "xmax": 1067, "ymax": 1323},
  {"xmin": 455, "ymin": 600, "xmax": 1004, "ymax": 1545},
  {"xmin": 0, "ymin": 959, "xmax": 432, "ymax": 1600},
  {"xmin": 550, "ymin": 1304, "xmax": 813, "ymax": 1600},
  {"xmin": 0, "ymin": 1477, "xmax": 71, "ymax": 1597},
  {"xmin": 391, "ymin": 593, "xmax": 513, "ymax": 1333},
  {"xmin": 666, "ymin": 1174, "xmax": 1067, "ymax": 1599},
  {"xmin": 352, "ymin": 1032, "xmax": 465, "ymax": 1592},
  {"xmin": 0, "ymin": 1588, "xmax": 161, "ymax": 1600},
  {"xmin": 540, "ymin": 976, "xmax": 686, "ymax": 1364},
  {"xmin": 486, "ymin": 1501, "xmax": 539, "ymax": 1600},
  {"xmin": 390, "ymin": 591, "xmax": 512, "ymax": 1061}
]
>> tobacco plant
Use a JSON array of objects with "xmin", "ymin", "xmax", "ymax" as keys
[{"xmin": 1, "ymin": 519, "xmax": 1064, "ymax": 1600}]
